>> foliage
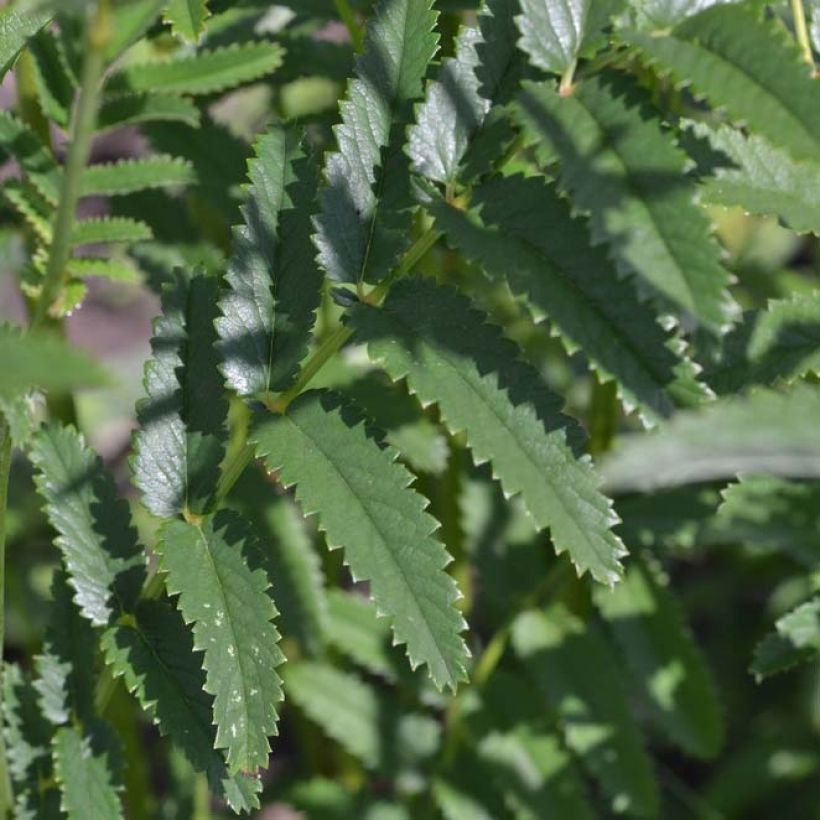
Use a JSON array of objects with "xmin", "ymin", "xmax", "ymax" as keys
[{"xmin": 0, "ymin": 0, "xmax": 819, "ymax": 816}]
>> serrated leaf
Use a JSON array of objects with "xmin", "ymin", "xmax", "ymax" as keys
[
  {"xmin": 106, "ymin": 0, "xmax": 165, "ymax": 61},
  {"xmin": 352, "ymin": 277, "xmax": 626, "ymax": 585},
  {"xmin": 314, "ymin": 0, "xmax": 439, "ymax": 283},
  {"xmin": 430, "ymin": 175, "xmax": 710, "ymax": 424},
  {"xmin": 0, "ymin": 5, "xmax": 52, "ymax": 78},
  {"xmin": 217, "ymin": 125, "xmax": 321, "ymax": 397},
  {"xmin": 96, "ymin": 93, "xmax": 201, "ymax": 132},
  {"xmin": 751, "ymin": 597, "xmax": 820, "ymax": 679},
  {"xmin": 604, "ymin": 385, "xmax": 820, "ymax": 492},
  {"xmin": 3, "ymin": 178, "xmax": 52, "ymax": 242},
  {"xmin": 625, "ymin": 5, "xmax": 820, "ymax": 162},
  {"xmin": 593, "ymin": 556, "xmax": 724, "ymax": 758},
  {"xmin": 0, "ymin": 325, "xmax": 109, "ymax": 400},
  {"xmin": 134, "ymin": 271, "xmax": 227, "ymax": 518},
  {"xmin": 512, "ymin": 605, "xmax": 659, "ymax": 817},
  {"xmin": 283, "ymin": 661, "xmax": 440, "ymax": 770},
  {"xmin": 0, "ymin": 111, "xmax": 61, "ymax": 203},
  {"xmin": 687, "ymin": 121, "xmax": 820, "ymax": 235},
  {"xmin": 230, "ymin": 471, "xmax": 327, "ymax": 657},
  {"xmin": 475, "ymin": 0, "xmax": 526, "ymax": 104},
  {"xmin": 706, "ymin": 293, "xmax": 820, "ymax": 394},
  {"xmin": 53, "ymin": 724, "xmax": 123, "ymax": 820},
  {"xmin": 29, "ymin": 423, "xmax": 146, "ymax": 626},
  {"xmin": 164, "ymin": 0, "xmax": 211, "ymax": 43},
  {"xmin": 80, "ymin": 156, "xmax": 196, "ymax": 196},
  {"xmin": 408, "ymin": 25, "xmax": 489, "ymax": 184},
  {"xmin": 106, "ymin": 42, "xmax": 284, "ymax": 96},
  {"xmin": 71, "ymin": 217, "xmax": 152, "ymax": 246},
  {"xmin": 27, "ymin": 28, "xmax": 75, "ymax": 128},
  {"xmin": 66, "ymin": 257, "xmax": 141, "ymax": 283},
  {"xmin": 34, "ymin": 571, "xmax": 97, "ymax": 726},
  {"xmin": 326, "ymin": 590, "xmax": 399, "ymax": 680},
  {"xmin": 101, "ymin": 599, "xmax": 262, "ymax": 813},
  {"xmin": 514, "ymin": 75, "xmax": 733, "ymax": 330},
  {"xmin": 158, "ymin": 511, "xmax": 284, "ymax": 774},
  {"xmin": 515, "ymin": 0, "xmax": 614, "ymax": 75},
  {"xmin": 628, "ymin": 0, "xmax": 737, "ymax": 30},
  {"xmin": 252, "ymin": 389, "xmax": 469, "ymax": 690}
]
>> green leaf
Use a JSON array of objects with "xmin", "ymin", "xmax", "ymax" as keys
[
  {"xmin": 96, "ymin": 93, "xmax": 202, "ymax": 132},
  {"xmin": 80, "ymin": 156, "xmax": 196, "ymax": 196},
  {"xmin": 27, "ymin": 29, "xmax": 74, "ymax": 128},
  {"xmin": 252, "ymin": 390, "xmax": 469, "ymax": 690},
  {"xmin": 515, "ymin": 0, "xmax": 614, "ymax": 75},
  {"xmin": 625, "ymin": 5, "xmax": 820, "ymax": 162},
  {"xmin": 53, "ymin": 725, "xmax": 123, "ymax": 820},
  {"xmin": 66, "ymin": 257, "xmax": 141, "ymax": 283},
  {"xmin": 3, "ymin": 178, "xmax": 51, "ymax": 242},
  {"xmin": 514, "ymin": 75, "xmax": 733, "ymax": 330},
  {"xmin": 71, "ymin": 217, "xmax": 153, "ymax": 246},
  {"xmin": 352, "ymin": 277, "xmax": 626, "ymax": 584},
  {"xmin": 0, "ymin": 325, "xmax": 109, "ymax": 401},
  {"xmin": 217, "ymin": 125, "xmax": 321, "ymax": 397},
  {"xmin": 628, "ymin": 0, "xmax": 736, "ymax": 30},
  {"xmin": 325, "ymin": 590, "xmax": 399, "ymax": 680},
  {"xmin": 106, "ymin": 42, "xmax": 284, "ymax": 96},
  {"xmin": 29, "ymin": 423, "xmax": 146, "ymax": 625},
  {"xmin": 283, "ymin": 661, "xmax": 440, "ymax": 770},
  {"xmin": 512, "ymin": 605, "xmax": 659, "ymax": 817},
  {"xmin": 593, "ymin": 556, "xmax": 724, "ymax": 758},
  {"xmin": 230, "ymin": 472, "xmax": 327, "ymax": 657},
  {"xmin": 408, "ymin": 25, "xmax": 489, "ymax": 184},
  {"xmin": 475, "ymin": 0, "xmax": 526, "ymax": 104},
  {"xmin": 314, "ymin": 0, "xmax": 439, "ymax": 283},
  {"xmin": 134, "ymin": 271, "xmax": 227, "ymax": 518},
  {"xmin": 101, "ymin": 599, "xmax": 262, "ymax": 813},
  {"xmin": 751, "ymin": 597, "xmax": 820, "ymax": 679},
  {"xmin": 0, "ymin": 111, "xmax": 61, "ymax": 203},
  {"xmin": 0, "ymin": 5, "xmax": 52, "ymax": 78},
  {"xmin": 603, "ymin": 385, "xmax": 820, "ymax": 492},
  {"xmin": 158, "ymin": 511, "xmax": 284, "ymax": 775},
  {"xmin": 687, "ymin": 121, "xmax": 820, "ymax": 235},
  {"xmin": 430, "ymin": 175, "xmax": 710, "ymax": 424},
  {"xmin": 34, "ymin": 571, "xmax": 97, "ymax": 726},
  {"xmin": 164, "ymin": 0, "xmax": 211, "ymax": 43},
  {"xmin": 706, "ymin": 293, "xmax": 820, "ymax": 394},
  {"xmin": 106, "ymin": 0, "xmax": 165, "ymax": 61}
]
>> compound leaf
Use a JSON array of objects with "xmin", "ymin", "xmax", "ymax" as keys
[
  {"xmin": 158, "ymin": 511, "xmax": 284, "ymax": 775},
  {"xmin": 217, "ymin": 125, "xmax": 321, "ymax": 397},
  {"xmin": 252, "ymin": 389, "xmax": 469, "ymax": 690},
  {"xmin": 351, "ymin": 277, "xmax": 626, "ymax": 585},
  {"xmin": 71, "ymin": 217, "xmax": 152, "ymax": 247},
  {"xmin": 30, "ymin": 424, "xmax": 146, "ymax": 626},
  {"xmin": 80, "ymin": 156, "xmax": 196, "ymax": 197}
]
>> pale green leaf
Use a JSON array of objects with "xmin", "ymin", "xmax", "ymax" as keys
[
  {"xmin": 514, "ymin": 75, "xmax": 734, "ymax": 330},
  {"xmin": 351, "ymin": 277, "xmax": 626, "ymax": 585},
  {"xmin": 101, "ymin": 599, "xmax": 262, "ymax": 813},
  {"xmin": 252, "ymin": 390, "xmax": 469, "ymax": 690},
  {"xmin": 71, "ymin": 217, "xmax": 152, "ymax": 246},
  {"xmin": 53, "ymin": 725, "xmax": 123, "ymax": 820},
  {"xmin": 27, "ymin": 28, "xmax": 74, "ymax": 128},
  {"xmin": 0, "ymin": 325, "xmax": 109, "ymax": 401},
  {"xmin": 0, "ymin": 111, "xmax": 61, "ymax": 203},
  {"xmin": 0, "ymin": 5, "xmax": 52, "ymax": 78},
  {"xmin": 604, "ymin": 385, "xmax": 820, "ymax": 492},
  {"xmin": 314, "ymin": 0, "xmax": 439, "ymax": 283},
  {"xmin": 106, "ymin": 0, "xmax": 165, "ymax": 61},
  {"xmin": 96, "ymin": 93, "xmax": 202, "ymax": 132},
  {"xmin": 164, "ymin": 0, "xmax": 211, "ymax": 43},
  {"xmin": 29, "ymin": 423, "xmax": 146, "ymax": 626},
  {"xmin": 628, "ymin": 0, "xmax": 738, "ymax": 30},
  {"xmin": 430, "ymin": 175, "xmax": 710, "ymax": 424},
  {"xmin": 512, "ymin": 605, "xmax": 659, "ymax": 816},
  {"xmin": 217, "ymin": 125, "xmax": 321, "ymax": 397},
  {"xmin": 80, "ymin": 156, "xmax": 196, "ymax": 196},
  {"xmin": 625, "ymin": 5, "xmax": 820, "ymax": 161},
  {"xmin": 593, "ymin": 556, "xmax": 724, "ymax": 758},
  {"xmin": 159, "ymin": 511, "xmax": 284, "ymax": 775},
  {"xmin": 106, "ymin": 42, "xmax": 284, "ymax": 96},
  {"xmin": 134, "ymin": 271, "xmax": 227, "ymax": 518}
]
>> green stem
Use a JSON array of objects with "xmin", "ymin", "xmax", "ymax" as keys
[
  {"xmin": 192, "ymin": 773, "xmax": 211, "ymax": 820},
  {"xmin": 587, "ymin": 377, "xmax": 619, "ymax": 457},
  {"xmin": 333, "ymin": 0, "xmax": 364, "ymax": 52},
  {"xmin": 0, "ymin": 422, "xmax": 13, "ymax": 818},
  {"xmin": 792, "ymin": 0, "xmax": 815, "ymax": 68},
  {"xmin": 31, "ymin": 0, "xmax": 110, "ymax": 329}
]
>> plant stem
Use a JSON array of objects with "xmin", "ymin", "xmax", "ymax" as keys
[
  {"xmin": 0, "ymin": 422, "xmax": 13, "ymax": 818},
  {"xmin": 31, "ymin": 0, "xmax": 111, "ymax": 329},
  {"xmin": 333, "ymin": 0, "xmax": 364, "ymax": 52},
  {"xmin": 791, "ymin": 0, "xmax": 815, "ymax": 68},
  {"xmin": 587, "ymin": 377, "xmax": 619, "ymax": 457}
]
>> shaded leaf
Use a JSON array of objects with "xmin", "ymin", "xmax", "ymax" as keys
[{"xmin": 751, "ymin": 597, "xmax": 820, "ymax": 679}]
